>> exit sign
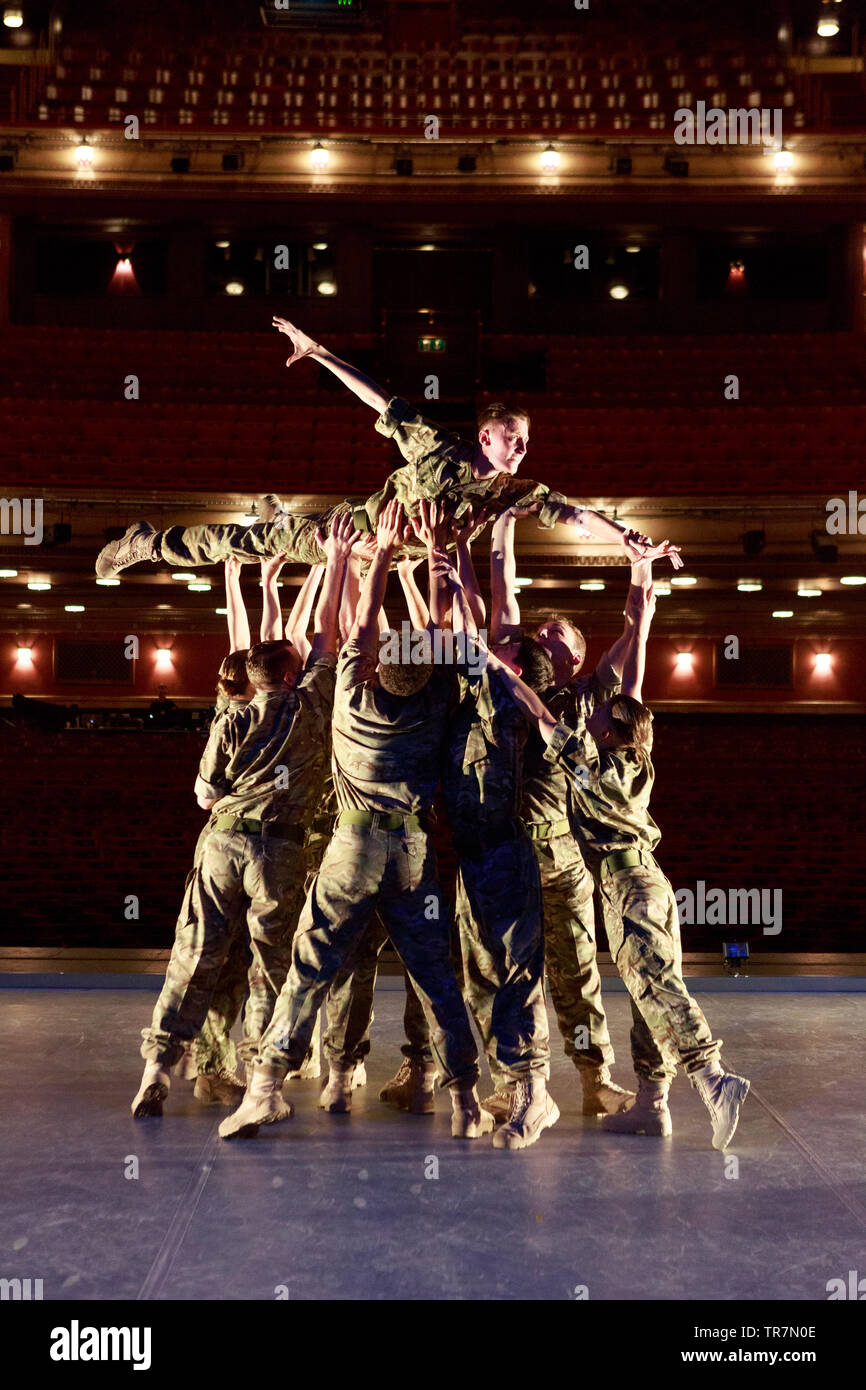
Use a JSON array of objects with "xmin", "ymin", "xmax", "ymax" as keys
[{"xmin": 418, "ymin": 336, "xmax": 446, "ymax": 353}]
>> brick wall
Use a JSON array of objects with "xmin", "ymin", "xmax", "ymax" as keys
[{"xmin": 1, "ymin": 714, "xmax": 864, "ymax": 952}]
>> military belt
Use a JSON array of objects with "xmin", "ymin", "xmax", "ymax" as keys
[
  {"xmin": 306, "ymin": 813, "xmax": 335, "ymax": 839},
  {"xmin": 600, "ymin": 848, "xmax": 648, "ymax": 877},
  {"xmin": 212, "ymin": 814, "xmax": 305, "ymax": 844},
  {"xmin": 336, "ymin": 809, "xmax": 428, "ymax": 834},
  {"xmin": 525, "ymin": 817, "xmax": 571, "ymax": 842},
  {"xmin": 452, "ymin": 817, "xmax": 528, "ymax": 858}
]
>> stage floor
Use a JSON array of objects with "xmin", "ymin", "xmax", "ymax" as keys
[{"xmin": 1, "ymin": 985, "xmax": 864, "ymax": 1302}]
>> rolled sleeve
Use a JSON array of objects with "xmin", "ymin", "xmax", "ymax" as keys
[{"xmin": 374, "ymin": 396, "xmax": 417, "ymax": 440}]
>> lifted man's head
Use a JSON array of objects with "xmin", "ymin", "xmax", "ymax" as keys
[
  {"xmin": 476, "ymin": 402, "xmax": 530, "ymax": 476},
  {"xmin": 491, "ymin": 635, "xmax": 554, "ymax": 694},
  {"xmin": 246, "ymin": 640, "xmax": 303, "ymax": 691}
]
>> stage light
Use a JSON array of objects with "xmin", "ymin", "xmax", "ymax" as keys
[
  {"xmin": 840, "ymin": 574, "xmax": 866, "ymax": 585},
  {"xmin": 742, "ymin": 529, "xmax": 765, "ymax": 556},
  {"xmin": 75, "ymin": 138, "xmax": 94, "ymax": 170},
  {"xmin": 654, "ymin": 584, "xmax": 672, "ymax": 596},
  {"xmin": 171, "ymin": 573, "xmax": 196, "ymax": 581},
  {"xmin": 540, "ymin": 145, "xmax": 560, "ymax": 173},
  {"xmin": 670, "ymin": 575, "xmax": 697, "ymax": 586},
  {"xmin": 772, "ymin": 609, "xmax": 793, "ymax": 618},
  {"xmin": 0, "ymin": 568, "xmax": 18, "ymax": 578},
  {"xmin": 64, "ymin": 604, "xmax": 85, "ymax": 612},
  {"xmin": 188, "ymin": 582, "xmax": 211, "ymax": 592},
  {"xmin": 773, "ymin": 148, "xmax": 793, "ymax": 171},
  {"xmin": 95, "ymin": 577, "xmax": 120, "ymax": 586},
  {"xmin": 817, "ymin": 9, "xmax": 840, "ymax": 38},
  {"xmin": 215, "ymin": 239, "xmax": 230, "ymax": 249},
  {"xmin": 722, "ymin": 940, "xmax": 749, "ymax": 977},
  {"xmin": 797, "ymin": 587, "xmax": 822, "ymax": 597},
  {"xmin": 608, "ymin": 282, "xmax": 630, "ymax": 300},
  {"xmin": 418, "ymin": 244, "xmax": 436, "ymax": 251},
  {"xmin": 814, "ymin": 651, "xmax": 833, "ymax": 674},
  {"xmin": 154, "ymin": 647, "xmax": 173, "ymax": 668},
  {"xmin": 4, "ymin": 8, "xmax": 24, "ymax": 29},
  {"xmin": 675, "ymin": 651, "xmax": 694, "ymax": 672},
  {"xmin": 27, "ymin": 581, "xmax": 50, "ymax": 591},
  {"xmin": 514, "ymin": 577, "xmax": 532, "ymax": 586},
  {"xmin": 215, "ymin": 607, "xmax": 228, "ymax": 615},
  {"xmin": 579, "ymin": 580, "xmax": 605, "ymax": 592},
  {"xmin": 737, "ymin": 580, "xmax": 762, "ymax": 592},
  {"xmin": 316, "ymin": 280, "xmax": 337, "ymax": 296},
  {"xmin": 625, "ymin": 245, "xmax": 641, "ymax": 253},
  {"xmin": 312, "ymin": 241, "xmax": 328, "ymax": 250},
  {"xmin": 310, "ymin": 142, "xmax": 329, "ymax": 170},
  {"xmin": 225, "ymin": 280, "xmax": 244, "ymax": 295}
]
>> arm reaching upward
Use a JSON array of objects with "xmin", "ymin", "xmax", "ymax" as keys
[
  {"xmin": 489, "ymin": 508, "xmax": 523, "ymax": 643},
  {"xmin": 284, "ymin": 562, "xmax": 325, "ymax": 663},
  {"xmin": 259, "ymin": 555, "xmax": 286, "ymax": 643},
  {"xmin": 620, "ymin": 561, "xmax": 656, "ymax": 702},
  {"xmin": 309, "ymin": 514, "xmax": 360, "ymax": 662},
  {"xmin": 223, "ymin": 557, "xmax": 251, "ymax": 653},
  {"xmin": 396, "ymin": 554, "xmax": 430, "ymax": 632},
  {"xmin": 272, "ymin": 317, "xmax": 390, "ymax": 414},
  {"xmin": 351, "ymin": 499, "xmax": 405, "ymax": 654}
]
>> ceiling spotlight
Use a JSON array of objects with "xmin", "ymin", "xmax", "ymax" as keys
[
  {"xmin": 817, "ymin": 11, "xmax": 840, "ymax": 38},
  {"xmin": 154, "ymin": 647, "xmax": 173, "ymax": 667},
  {"xmin": 579, "ymin": 580, "xmax": 605, "ymax": 592},
  {"xmin": 608, "ymin": 282, "xmax": 630, "ymax": 300},
  {"xmin": 4, "ymin": 7, "xmax": 24, "ymax": 29},
  {"xmin": 215, "ymin": 606, "xmax": 228, "ymax": 615},
  {"xmin": 773, "ymin": 147, "xmax": 794, "ymax": 171},
  {"xmin": 741, "ymin": 529, "xmax": 765, "ymax": 557},
  {"xmin": 840, "ymin": 574, "xmax": 866, "ymax": 585},
  {"xmin": 670, "ymin": 575, "xmax": 697, "ymax": 586},
  {"xmin": 312, "ymin": 241, "xmax": 329, "ymax": 250},
  {"xmin": 27, "ymin": 581, "xmax": 51, "ymax": 591},
  {"xmin": 737, "ymin": 580, "xmax": 762, "ymax": 592},
  {"xmin": 64, "ymin": 604, "xmax": 85, "ymax": 612},
  {"xmin": 75, "ymin": 138, "xmax": 94, "ymax": 170},
  {"xmin": 225, "ymin": 280, "xmax": 245, "ymax": 296},
  {"xmin": 540, "ymin": 145, "xmax": 560, "ymax": 173},
  {"xmin": 418, "ymin": 243, "xmax": 436, "ymax": 251},
  {"xmin": 215, "ymin": 239, "xmax": 230, "ymax": 249},
  {"xmin": 16, "ymin": 645, "xmax": 32, "ymax": 663},
  {"xmin": 625, "ymin": 245, "xmax": 641, "ymax": 253},
  {"xmin": 654, "ymin": 584, "xmax": 672, "ymax": 596},
  {"xmin": 0, "ymin": 568, "xmax": 18, "ymax": 578},
  {"xmin": 188, "ymin": 582, "xmax": 211, "ymax": 592},
  {"xmin": 675, "ymin": 651, "xmax": 694, "ymax": 671},
  {"xmin": 96, "ymin": 577, "xmax": 120, "ymax": 586},
  {"xmin": 514, "ymin": 577, "xmax": 533, "ymax": 586},
  {"xmin": 814, "ymin": 651, "xmax": 833, "ymax": 674},
  {"xmin": 310, "ymin": 142, "xmax": 329, "ymax": 171},
  {"xmin": 316, "ymin": 280, "xmax": 337, "ymax": 296},
  {"xmin": 171, "ymin": 573, "xmax": 196, "ymax": 581},
  {"xmin": 772, "ymin": 609, "xmax": 794, "ymax": 618},
  {"xmin": 797, "ymin": 587, "xmax": 822, "ymax": 598}
]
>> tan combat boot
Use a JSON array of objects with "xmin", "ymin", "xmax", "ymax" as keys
[
  {"xmin": 493, "ymin": 1074, "xmax": 560, "ymax": 1150},
  {"xmin": 602, "ymin": 1077, "xmax": 673, "ymax": 1136},
  {"xmin": 131, "ymin": 1062, "xmax": 171, "ymax": 1118},
  {"xmin": 96, "ymin": 521, "xmax": 159, "ymax": 578},
  {"xmin": 690, "ymin": 1061, "xmax": 750, "ymax": 1150},
  {"xmin": 379, "ymin": 1058, "xmax": 437, "ymax": 1114},
  {"xmin": 450, "ymin": 1081, "xmax": 495, "ymax": 1139},
  {"xmin": 218, "ymin": 1063, "xmax": 292, "ymax": 1140},
  {"xmin": 581, "ymin": 1066, "xmax": 636, "ymax": 1116},
  {"xmin": 318, "ymin": 1061, "xmax": 361, "ymax": 1114},
  {"xmin": 478, "ymin": 1085, "xmax": 515, "ymax": 1125},
  {"xmin": 194, "ymin": 1070, "xmax": 246, "ymax": 1105}
]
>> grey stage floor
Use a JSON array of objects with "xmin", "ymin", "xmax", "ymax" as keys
[{"xmin": 1, "ymin": 985, "xmax": 864, "ymax": 1302}]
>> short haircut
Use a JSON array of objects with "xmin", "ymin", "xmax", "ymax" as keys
[
  {"xmin": 378, "ymin": 657, "xmax": 433, "ymax": 698},
  {"xmin": 245, "ymin": 640, "xmax": 300, "ymax": 689},
  {"xmin": 541, "ymin": 612, "xmax": 586, "ymax": 666},
  {"xmin": 477, "ymin": 401, "xmax": 531, "ymax": 434},
  {"xmin": 216, "ymin": 649, "xmax": 249, "ymax": 700},
  {"xmin": 516, "ymin": 637, "xmax": 555, "ymax": 694},
  {"xmin": 608, "ymin": 695, "xmax": 654, "ymax": 760}
]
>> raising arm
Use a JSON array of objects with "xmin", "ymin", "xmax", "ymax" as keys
[
  {"xmin": 223, "ymin": 557, "xmax": 250, "ymax": 653},
  {"xmin": 272, "ymin": 317, "xmax": 390, "ymax": 414}
]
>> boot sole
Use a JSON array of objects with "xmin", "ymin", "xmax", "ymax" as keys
[
  {"xmin": 602, "ymin": 1114, "xmax": 673, "ymax": 1137},
  {"xmin": 219, "ymin": 1104, "xmax": 292, "ymax": 1141},
  {"xmin": 451, "ymin": 1114, "xmax": 496, "ymax": 1139},
  {"xmin": 712, "ymin": 1078, "xmax": 750, "ymax": 1150},
  {"xmin": 318, "ymin": 1098, "xmax": 352, "ymax": 1113},
  {"xmin": 493, "ymin": 1098, "xmax": 561, "ymax": 1150},
  {"xmin": 131, "ymin": 1082, "xmax": 168, "ymax": 1118}
]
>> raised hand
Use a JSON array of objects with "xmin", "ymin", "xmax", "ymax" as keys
[
  {"xmin": 622, "ymin": 528, "xmax": 684, "ymax": 570},
  {"xmin": 410, "ymin": 498, "xmax": 451, "ymax": 550},
  {"xmin": 272, "ymin": 316, "xmax": 320, "ymax": 368},
  {"xmin": 316, "ymin": 511, "xmax": 360, "ymax": 563},
  {"xmin": 259, "ymin": 555, "xmax": 286, "ymax": 582},
  {"xmin": 224, "ymin": 556, "xmax": 242, "ymax": 581},
  {"xmin": 376, "ymin": 498, "xmax": 405, "ymax": 552},
  {"xmin": 429, "ymin": 547, "xmax": 461, "ymax": 587}
]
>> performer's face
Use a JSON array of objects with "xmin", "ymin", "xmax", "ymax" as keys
[
  {"xmin": 586, "ymin": 701, "xmax": 620, "ymax": 747},
  {"xmin": 477, "ymin": 416, "xmax": 529, "ymax": 475},
  {"xmin": 536, "ymin": 620, "xmax": 583, "ymax": 688},
  {"xmin": 491, "ymin": 641, "xmax": 522, "ymax": 676}
]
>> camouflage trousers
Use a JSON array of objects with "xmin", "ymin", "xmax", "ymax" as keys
[
  {"xmin": 322, "ymin": 915, "xmax": 434, "ymax": 1067},
  {"xmin": 599, "ymin": 856, "xmax": 721, "ymax": 1081},
  {"xmin": 258, "ymin": 822, "xmax": 480, "ymax": 1087},
  {"xmin": 455, "ymin": 834, "xmax": 550, "ymax": 1085},
  {"xmin": 533, "ymin": 832, "xmax": 615, "ymax": 1072},
  {"xmin": 141, "ymin": 825, "xmax": 307, "ymax": 1069}
]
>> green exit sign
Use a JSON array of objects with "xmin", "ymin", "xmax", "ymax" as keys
[{"xmin": 418, "ymin": 336, "xmax": 446, "ymax": 353}]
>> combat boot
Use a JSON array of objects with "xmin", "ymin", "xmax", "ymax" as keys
[
  {"xmin": 478, "ymin": 1086, "xmax": 515, "ymax": 1125},
  {"xmin": 319, "ymin": 1061, "xmax": 364, "ymax": 1114},
  {"xmin": 286, "ymin": 1013, "xmax": 322, "ymax": 1081},
  {"xmin": 450, "ymin": 1081, "xmax": 495, "ymax": 1139},
  {"xmin": 218, "ymin": 1063, "xmax": 292, "ymax": 1140},
  {"xmin": 690, "ymin": 1061, "xmax": 750, "ymax": 1150},
  {"xmin": 131, "ymin": 1062, "xmax": 171, "ymax": 1117},
  {"xmin": 493, "ymin": 1074, "xmax": 560, "ymax": 1150},
  {"xmin": 379, "ymin": 1058, "xmax": 437, "ymax": 1114},
  {"xmin": 602, "ymin": 1077, "xmax": 672, "ymax": 1136},
  {"xmin": 581, "ymin": 1066, "xmax": 635, "ymax": 1116},
  {"xmin": 194, "ymin": 1070, "xmax": 246, "ymax": 1106},
  {"xmin": 353, "ymin": 1063, "xmax": 367, "ymax": 1089},
  {"xmin": 172, "ymin": 1043, "xmax": 199, "ymax": 1081},
  {"xmin": 96, "ymin": 522, "xmax": 159, "ymax": 579}
]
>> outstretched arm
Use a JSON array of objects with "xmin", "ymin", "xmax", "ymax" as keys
[
  {"xmin": 259, "ymin": 556, "xmax": 286, "ymax": 643},
  {"xmin": 620, "ymin": 561, "xmax": 656, "ymax": 703},
  {"xmin": 284, "ymin": 563, "xmax": 325, "ymax": 663},
  {"xmin": 396, "ymin": 554, "xmax": 430, "ymax": 632},
  {"xmin": 489, "ymin": 508, "xmax": 522, "ymax": 643},
  {"xmin": 224, "ymin": 558, "xmax": 251, "ymax": 653},
  {"xmin": 351, "ymin": 499, "xmax": 405, "ymax": 654},
  {"xmin": 559, "ymin": 504, "xmax": 683, "ymax": 571},
  {"xmin": 309, "ymin": 514, "xmax": 360, "ymax": 662},
  {"xmin": 272, "ymin": 317, "xmax": 390, "ymax": 414},
  {"xmin": 482, "ymin": 637, "xmax": 558, "ymax": 745}
]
